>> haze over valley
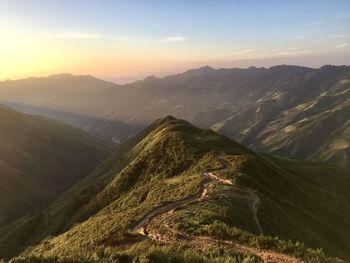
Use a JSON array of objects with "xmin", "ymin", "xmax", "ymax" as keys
[{"xmin": 1, "ymin": 64, "xmax": 349, "ymax": 169}]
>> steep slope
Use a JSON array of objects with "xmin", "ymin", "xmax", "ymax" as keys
[
  {"xmin": 0, "ymin": 105, "xmax": 113, "ymax": 230},
  {"xmin": 0, "ymin": 65, "xmax": 349, "ymax": 168},
  {"xmin": 207, "ymin": 66, "xmax": 350, "ymax": 168},
  {"xmin": 3, "ymin": 117, "xmax": 349, "ymax": 262}
]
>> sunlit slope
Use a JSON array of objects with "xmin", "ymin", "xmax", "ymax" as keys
[
  {"xmin": 3, "ymin": 116, "xmax": 349, "ymax": 262},
  {"xmin": 0, "ymin": 65, "xmax": 349, "ymax": 169},
  {"xmin": 0, "ymin": 106, "xmax": 113, "ymax": 229}
]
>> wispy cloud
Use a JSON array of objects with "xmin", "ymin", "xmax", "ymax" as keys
[
  {"xmin": 328, "ymin": 34, "xmax": 344, "ymax": 39},
  {"xmin": 336, "ymin": 13, "xmax": 350, "ymax": 19},
  {"xmin": 295, "ymin": 35, "xmax": 306, "ymax": 39},
  {"xmin": 112, "ymin": 35, "xmax": 136, "ymax": 40},
  {"xmin": 217, "ymin": 48, "xmax": 260, "ymax": 57},
  {"xmin": 156, "ymin": 36, "xmax": 187, "ymax": 44},
  {"xmin": 335, "ymin": 43, "xmax": 348, "ymax": 49},
  {"xmin": 298, "ymin": 20, "xmax": 327, "ymax": 28},
  {"xmin": 273, "ymin": 47, "xmax": 312, "ymax": 56},
  {"xmin": 47, "ymin": 31, "xmax": 102, "ymax": 39},
  {"xmin": 233, "ymin": 48, "xmax": 260, "ymax": 55},
  {"xmin": 295, "ymin": 33, "xmax": 312, "ymax": 39}
]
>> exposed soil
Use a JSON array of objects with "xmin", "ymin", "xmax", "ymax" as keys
[{"xmin": 131, "ymin": 159, "xmax": 302, "ymax": 262}]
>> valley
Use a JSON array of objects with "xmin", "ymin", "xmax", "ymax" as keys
[
  {"xmin": 0, "ymin": 106, "xmax": 113, "ymax": 230},
  {"xmin": 1, "ymin": 65, "xmax": 349, "ymax": 169}
]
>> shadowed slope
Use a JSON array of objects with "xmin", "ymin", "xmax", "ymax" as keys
[
  {"xmin": 2, "ymin": 116, "xmax": 348, "ymax": 262},
  {"xmin": 0, "ymin": 105, "xmax": 113, "ymax": 229}
]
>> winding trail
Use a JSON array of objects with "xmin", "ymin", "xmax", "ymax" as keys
[
  {"xmin": 132, "ymin": 171, "xmax": 232, "ymax": 235},
  {"xmin": 132, "ymin": 168, "xmax": 263, "ymax": 236},
  {"xmin": 132, "ymin": 180, "xmax": 211, "ymax": 235},
  {"xmin": 191, "ymin": 237, "xmax": 303, "ymax": 263},
  {"xmin": 130, "ymin": 158, "xmax": 299, "ymax": 262}
]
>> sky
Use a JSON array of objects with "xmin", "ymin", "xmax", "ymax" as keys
[{"xmin": 0, "ymin": 0, "xmax": 349, "ymax": 83}]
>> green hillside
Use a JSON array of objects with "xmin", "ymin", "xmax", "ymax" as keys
[
  {"xmin": 0, "ymin": 105, "xmax": 113, "ymax": 230},
  {"xmin": 2, "ymin": 116, "xmax": 349, "ymax": 262}
]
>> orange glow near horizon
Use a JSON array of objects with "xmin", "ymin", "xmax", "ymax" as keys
[
  {"xmin": 1, "ymin": 22, "xmax": 349, "ymax": 83},
  {"xmin": 0, "ymin": 1, "xmax": 349, "ymax": 83}
]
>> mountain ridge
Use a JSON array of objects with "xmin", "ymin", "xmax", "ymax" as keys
[
  {"xmin": 2, "ymin": 116, "xmax": 349, "ymax": 262},
  {"xmin": 0, "ymin": 65, "xmax": 349, "ymax": 169}
]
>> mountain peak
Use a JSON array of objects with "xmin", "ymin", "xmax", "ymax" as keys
[
  {"xmin": 149, "ymin": 115, "xmax": 195, "ymax": 132},
  {"xmin": 195, "ymin": 65, "xmax": 215, "ymax": 73},
  {"xmin": 48, "ymin": 73, "xmax": 76, "ymax": 78},
  {"xmin": 200, "ymin": 65, "xmax": 215, "ymax": 70},
  {"xmin": 180, "ymin": 65, "xmax": 216, "ymax": 77},
  {"xmin": 160, "ymin": 115, "xmax": 177, "ymax": 122}
]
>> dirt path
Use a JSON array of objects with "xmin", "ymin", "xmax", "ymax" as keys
[
  {"xmin": 132, "ymin": 172, "xmax": 303, "ymax": 263},
  {"xmin": 132, "ymin": 181, "xmax": 211, "ymax": 235},
  {"xmin": 133, "ymin": 170, "xmax": 263, "ymax": 234},
  {"xmin": 192, "ymin": 237, "xmax": 303, "ymax": 263},
  {"xmin": 132, "ymin": 171, "xmax": 233, "ymax": 234},
  {"xmin": 206, "ymin": 170, "xmax": 263, "ymax": 234},
  {"xmin": 214, "ymin": 158, "xmax": 263, "ymax": 234},
  {"xmin": 130, "ymin": 159, "xmax": 289, "ymax": 261}
]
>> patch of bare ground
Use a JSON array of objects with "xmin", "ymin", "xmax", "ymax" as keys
[{"xmin": 191, "ymin": 237, "xmax": 303, "ymax": 263}]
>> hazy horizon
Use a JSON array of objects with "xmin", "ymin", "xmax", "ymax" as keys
[
  {"xmin": 1, "ymin": 0, "xmax": 349, "ymax": 82},
  {"xmin": 1, "ymin": 63, "xmax": 349, "ymax": 85}
]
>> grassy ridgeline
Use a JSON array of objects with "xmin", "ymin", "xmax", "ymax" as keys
[{"xmin": 2, "ymin": 116, "xmax": 349, "ymax": 262}]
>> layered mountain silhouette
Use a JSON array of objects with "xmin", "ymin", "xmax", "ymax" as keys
[
  {"xmin": 2, "ymin": 116, "xmax": 349, "ymax": 262},
  {"xmin": 0, "ymin": 65, "xmax": 349, "ymax": 169},
  {"xmin": 0, "ymin": 105, "xmax": 113, "ymax": 230}
]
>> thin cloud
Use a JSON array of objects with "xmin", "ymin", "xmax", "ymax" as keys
[
  {"xmin": 156, "ymin": 36, "xmax": 187, "ymax": 44},
  {"xmin": 295, "ymin": 35, "xmax": 305, "ymax": 39},
  {"xmin": 295, "ymin": 32, "xmax": 312, "ymax": 39},
  {"xmin": 298, "ymin": 20, "xmax": 327, "ymax": 28},
  {"xmin": 328, "ymin": 34, "xmax": 344, "ymax": 39},
  {"xmin": 273, "ymin": 47, "xmax": 312, "ymax": 56},
  {"xmin": 217, "ymin": 48, "xmax": 260, "ymax": 56},
  {"xmin": 335, "ymin": 43, "xmax": 348, "ymax": 49},
  {"xmin": 47, "ymin": 31, "xmax": 102, "ymax": 39},
  {"xmin": 233, "ymin": 48, "xmax": 260, "ymax": 55},
  {"xmin": 112, "ymin": 35, "xmax": 136, "ymax": 40},
  {"xmin": 336, "ymin": 13, "xmax": 350, "ymax": 19}
]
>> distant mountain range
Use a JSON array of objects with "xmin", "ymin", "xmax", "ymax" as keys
[
  {"xmin": 0, "ymin": 65, "xmax": 349, "ymax": 169},
  {"xmin": 3, "ymin": 116, "xmax": 349, "ymax": 262}
]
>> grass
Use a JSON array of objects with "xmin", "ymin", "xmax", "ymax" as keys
[
  {"xmin": 11, "ymin": 240, "xmax": 264, "ymax": 263},
  {"xmin": 2, "ymin": 116, "xmax": 349, "ymax": 262}
]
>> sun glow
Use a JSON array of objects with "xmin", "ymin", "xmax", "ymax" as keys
[{"xmin": 0, "ymin": 0, "xmax": 349, "ymax": 82}]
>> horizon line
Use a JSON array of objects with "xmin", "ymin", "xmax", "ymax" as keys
[{"xmin": 1, "ymin": 63, "xmax": 349, "ymax": 85}]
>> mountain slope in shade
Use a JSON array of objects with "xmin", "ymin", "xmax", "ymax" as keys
[
  {"xmin": 0, "ymin": 65, "xmax": 349, "ymax": 169},
  {"xmin": 3, "ymin": 117, "xmax": 349, "ymax": 262},
  {"xmin": 0, "ymin": 105, "xmax": 113, "ymax": 229},
  {"xmin": 0, "ymin": 74, "xmax": 115, "ymax": 110}
]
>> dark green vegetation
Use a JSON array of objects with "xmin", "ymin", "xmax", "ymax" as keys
[
  {"xmin": 10, "ymin": 241, "xmax": 265, "ymax": 263},
  {"xmin": 2, "ymin": 116, "xmax": 348, "ymax": 262},
  {"xmin": 0, "ymin": 65, "xmax": 349, "ymax": 168},
  {"xmin": 0, "ymin": 105, "xmax": 113, "ymax": 230}
]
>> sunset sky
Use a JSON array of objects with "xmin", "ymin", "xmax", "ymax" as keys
[{"xmin": 1, "ymin": 0, "xmax": 349, "ymax": 83}]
